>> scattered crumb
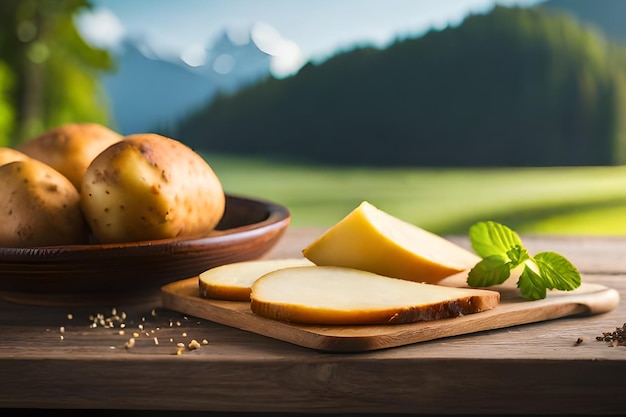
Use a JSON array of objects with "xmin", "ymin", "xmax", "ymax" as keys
[
  {"xmin": 56, "ymin": 307, "xmax": 211, "ymax": 354},
  {"xmin": 125, "ymin": 338, "xmax": 136, "ymax": 349},
  {"xmin": 596, "ymin": 323, "xmax": 626, "ymax": 348}
]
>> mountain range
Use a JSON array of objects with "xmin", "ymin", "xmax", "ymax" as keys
[
  {"xmin": 101, "ymin": 0, "xmax": 626, "ymax": 139},
  {"xmin": 174, "ymin": 4, "xmax": 626, "ymax": 167},
  {"xmin": 102, "ymin": 30, "xmax": 272, "ymax": 135}
]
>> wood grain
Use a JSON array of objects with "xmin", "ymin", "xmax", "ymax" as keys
[
  {"xmin": 0, "ymin": 228, "xmax": 625, "ymax": 415},
  {"xmin": 0, "ymin": 194, "xmax": 290, "ymax": 305},
  {"xmin": 161, "ymin": 275, "xmax": 619, "ymax": 352}
]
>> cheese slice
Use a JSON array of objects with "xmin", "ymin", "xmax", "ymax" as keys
[
  {"xmin": 302, "ymin": 201, "xmax": 481, "ymax": 284},
  {"xmin": 199, "ymin": 258, "xmax": 314, "ymax": 301},
  {"xmin": 250, "ymin": 266, "xmax": 500, "ymax": 325}
]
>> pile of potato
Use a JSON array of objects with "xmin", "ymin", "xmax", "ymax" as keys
[{"xmin": 0, "ymin": 123, "xmax": 225, "ymax": 247}]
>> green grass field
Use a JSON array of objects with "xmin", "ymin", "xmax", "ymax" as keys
[{"xmin": 203, "ymin": 154, "xmax": 626, "ymax": 235}]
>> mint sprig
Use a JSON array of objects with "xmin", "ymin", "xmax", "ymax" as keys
[{"xmin": 467, "ymin": 221, "xmax": 581, "ymax": 300}]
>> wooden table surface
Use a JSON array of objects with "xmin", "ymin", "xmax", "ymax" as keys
[{"xmin": 1, "ymin": 227, "xmax": 625, "ymax": 415}]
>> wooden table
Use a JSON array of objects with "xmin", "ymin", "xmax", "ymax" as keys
[{"xmin": 1, "ymin": 227, "xmax": 625, "ymax": 415}]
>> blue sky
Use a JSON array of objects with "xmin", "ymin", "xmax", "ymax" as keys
[{"xmin": 79, "ymin": 0, "xmax": 545, "ymax": 77}]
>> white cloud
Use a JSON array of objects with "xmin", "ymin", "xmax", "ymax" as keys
[
  {"xmin": 181, "ymin": 43, "xmax": 207, "ymax": 67},
  {"xmin": 251, "ymin": 22, "xmax": 305, "ymax": 78},
  {"xmin": 76, "ymin": 7, "xmax": 125, "ymax": 50}
]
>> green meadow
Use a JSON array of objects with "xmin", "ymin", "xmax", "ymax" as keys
[{"xmin": 205, "ymin": 154, "xmax": 626, "ymax": 236}]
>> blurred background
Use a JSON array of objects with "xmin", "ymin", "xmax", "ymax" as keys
[{"xmin": 2, "ymin": 0, "xmax": 626, "ymax": 234}]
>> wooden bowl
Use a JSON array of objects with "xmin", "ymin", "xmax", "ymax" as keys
[{"xmin": 0, "ymin": 194, "xmax": 291, "ymax": 306}]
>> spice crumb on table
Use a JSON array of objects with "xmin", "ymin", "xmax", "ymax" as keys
[
  {"xmin": 54, "ymin": 305, "xmax": 212, "ymax": 355},
  {"xmin": 1, "ymin": 230, "xmax": 625, "ymax": 415},
  {"xmin": 596, "ymin": 322, "xmax": 626, "ymax": 347}
]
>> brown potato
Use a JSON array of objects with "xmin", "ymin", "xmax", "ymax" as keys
[
  {"xmin": 18, "ymin": 123, "xmax": 123, "ymax": 190},
  {"xmin": 0, "ymin": 159, "xmax": 89, "ymax": 247},
  {"xmin": 81, "ymin": 133, "xmax": 226, "ymax": 244},
  {"xmin": 0, "ymin": 147, "xmax": 30, "ymax": 166}
]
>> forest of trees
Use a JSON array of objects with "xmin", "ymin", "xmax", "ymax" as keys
[
  {"xmin": 0, "ymin": 0, "xmax": 113, "ymax": 147},
  {"xmin": 2, "ymin": 2, "xmax": 626, "ymax": 167},
  {"xmin": 175, "ymin": 6, "xmax": 626, "ymax": 167}
]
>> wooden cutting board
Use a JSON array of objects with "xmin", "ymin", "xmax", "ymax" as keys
[{"xmin": 161, "ymin": 276, "xmax": 620, "ymax": 352}]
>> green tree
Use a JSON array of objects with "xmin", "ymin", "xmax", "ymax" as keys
[
  {"xmin": 0, "ymin": 61, "xmax": 15, "ymax": 147},
  {"xmin": 178, "ymin": 6, "xmax": 626, "ymax": 167},
  {"xmin": 0, "ymin": 0, "xmax": 114, "ymax": 146}
]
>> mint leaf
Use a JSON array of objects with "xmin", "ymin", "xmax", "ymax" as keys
[
  {"xmin": 469, "ymin": 221, "xmax": 524, "ymax": 258},
  {"xmin": 467, "ymin": 221, "xmax": 582, "ymax": 301},
  {"xmin": 518, "ymin": 263, "xmax": 547, "ymax": 300},
  {"xmin": 506, "ymin": 245, "xmax": 530, "ymax": 265},
  {"xmin": 468, "ymin": 254, "xmax": 512, "ymax": 287},
  {"xmin": 534, "ymin": 251, "xmax": 581, "ymax": 292}
]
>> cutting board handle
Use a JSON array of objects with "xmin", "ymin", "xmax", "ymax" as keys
[{"xmin": 572, "ymin": 284, "xmax": 620, "ymax": 315}]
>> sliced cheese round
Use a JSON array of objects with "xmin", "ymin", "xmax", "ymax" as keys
[
  {"xmin": 302, "ymin": 201, "xmax": 480, "ymax": 284},
  {"xmin": 199, "ymin": 258, "xmax": 314, "ymax": 301},
  {"xmin": 250, "ymin": 266, "xmax": 500, "ymax": 325}
]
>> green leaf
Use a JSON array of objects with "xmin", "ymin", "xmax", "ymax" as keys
[
  {"xmin": 466, "ymin": 221, "xmax": 582, "ymax": 301},
  {"xmin": 534, "ymin": 251, "xmax": 582, "ymax": 292},
  {"xmin": 469, "ymin": 221, "xmax": 524, "ymax": 259},
  {"xmin": 467, "ymin": 254, "xmax": 512, "ymax": 287},
  {"xmin": 517, "ymin": 263, "xmax": 547, "ymax": 300},
  {"xmin": 506, "ymin": 245, "xmax": 530, "ymax": 266}
]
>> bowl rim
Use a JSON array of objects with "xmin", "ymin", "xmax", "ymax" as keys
[
  {"xmin": 0, "ymin": 193, "xmax": 291, "ymax": 258},
  {"xmin": 0, "ymin": 193, "xmax": 292, "ymax": 305}
]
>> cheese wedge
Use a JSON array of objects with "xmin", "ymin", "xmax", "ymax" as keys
[
  {"xmin": 199, "ymin": 258, "xmax": 314, "ymax": 301},
  {"xmin": 250, "ymin": 266, "xmax": 500, "ymax": 325},
  {"xmin": 302, "ymin": 201, "xmax": 481, "ymax": 284}
]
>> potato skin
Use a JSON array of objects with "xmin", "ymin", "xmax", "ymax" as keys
[
  {"xmin": 0, "ymin": 159, "xmax": 89, "ymax": 247},
  {"xmin": 0, "ymin": 147, "xmax": 30, "ymax": 166},
  {"xmin": 81, "ymin": 133, "xmax": 226, "ymax": 244},
  {"xmin": 18, "ymin": 122, "xmax": 123, "ymax": 190}
]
